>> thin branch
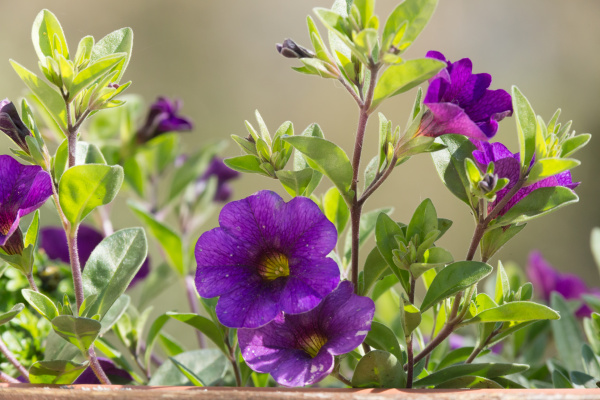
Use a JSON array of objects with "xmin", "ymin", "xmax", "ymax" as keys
[
  {"xmin": 185, "ymin": 276, "xmax": 206, "ymax": 348},
  {"xmin": 338, "ymin": 78, "xmax": 363, "ymax": 108},
  {"xmin": 88, "ymin": 347, "xmax": 111, "ymax": 384},
  {"xmin": 0, "ymin": 371, "xmax": 19, "ymax": 383},
  {"xmin": 0, "ymin": 337, "xmax": 29, "ymax": 381}
]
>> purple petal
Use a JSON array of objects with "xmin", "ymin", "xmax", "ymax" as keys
[
  {"xmin": 442, "ymin": 58, "xmax": 474, "ymax": 102},
  {"xmin": 421, "ymin": 104, "xmax": 490, "ymax": 140},
  {"xmin": 456, "ymin": 73, "xmax": 491, "ymax": 105},
  {"xmin": 527, "ymin": 251, "xmax": 559, "ymax": 302},
  {"xmin": 464, "ymin": 89, "xmax": 513, "ymax": 124},
  {"xmin": 270, "ymin": 350, "xmax": 334, "ymax": 387},
  {"xmin": 425, "ymin": 50, "xmax": 448, "ymax": 63}
]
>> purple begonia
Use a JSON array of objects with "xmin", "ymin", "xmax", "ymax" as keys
[
  {"xmin": 197, "ymin": 157, "xmax": 240, "ymax": 202},
  {"xmin": 527, "ymin": 251, "xmax": 599, "ymax": 318},
  {"xmin": 0, "ymin": 99, "xmax": 32, "ymax": 154},
  {"xmin": 136, "ymin": 97, "xmax": 193, "ymax": 143},
  {"xmin": 239, "ymin": 281, "xmax": 374, "ymax": 387},
  {"xmin": 195, "ymin": 190, "xmax": 340, "ymax": 328},
  {"xmin": 74, "ymin": 358, "xmax": 133, "ymax": 384},
  {"xmin": 418, "ymin": 51, "xmax": 512, "ymax": 140},
  {"xmin": 0, "ymin": 155, "xmax": 52, "ymax": 252},
  {"xmin": 39, "ymin": 225, "xmax": 150, "ymax": 287},
  {"xmin": 472, "ymin": 141, "xmax": 579, "ymax": 216}
]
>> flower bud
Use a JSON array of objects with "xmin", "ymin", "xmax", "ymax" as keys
[
  {"xmin": 0, "ymin": 99, "xmax": 33, "ymax": 154},
  {"xmin": 1, "ymin": 228, "xmax": 24, "ymax": 256},
  {"xmin": 478, "ymin": 173, "xmax": 498, "ymax": 193},
  {"xmin": 276, "ymin": 39, "xmax": 315, "ymax": 59}
]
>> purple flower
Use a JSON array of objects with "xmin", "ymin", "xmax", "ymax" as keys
[
  {"xmin": 527, "ymin": 251, "xmax": 597, "ymax": 318},
  {"xmin": 472, "ymin": 141, "xmax": 579, "ymax": 216},
  {"xmin": 136, "ymin": 97, "xmax": 193, "ymax": 143},
  {"xmin": 74, "ymin": 358, "xmax": 133, "ymax": 384},
  {"xmin": 0, "ymin": 155, "xmax": 52, "ymax": 251},
  {"xmin": 239, "ymin": 281, "xmax": 374, "ymax": 387},
  {"xmin": 39, "ymin": 225, "xmax": 150, "ymax": 288},
  {"xmin": 195, "ymin": 190, "xmax": 340, "ymax": 329},
  {"xmin": 418, "ymin": 51, "xmax": 512, "ymax": 140},
  {"xmin": 0, "ymin": 99, "xmax": 32, "ymax": 154},
  {"xmin": 197, "ymin": 158, "xmax": 240, "ymax": 202}
]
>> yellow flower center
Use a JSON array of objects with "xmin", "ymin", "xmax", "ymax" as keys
[
  {"xmin": 298, "ymin": 333, "xmax": 328, "ymax": 358},
  {"xmin": 257, "ymin": 253, "xmax": 290, "ymax": 281}
]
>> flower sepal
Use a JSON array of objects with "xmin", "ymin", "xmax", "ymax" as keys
[{"xmin": 0, "ymin": 211, "xmax": 40, "ymax": 276}]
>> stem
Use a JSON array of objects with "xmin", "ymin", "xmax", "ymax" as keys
[
  {"xmin": 88, "ymin": 347, "xmax": 111, "ymax": 384},
  {"xmin": 465, "ymin": 328, "xmax": 500, "ymax": 364},
  {"xmin": 331, "ymin": 370, "xmax": 352, "ymax": 387},
  {"xmin": 66, "ymin": 228, "xmax": 85, "ymax": 311},
  {"xmin": 358, "ymin": 155, "xmax": 398, "ymax": 206},
  {"xmin": 0, "ymin": 337, "xmax": 29, "ymax": 381},
  {"xmin": 224, "ymin": 331, "xmax": 242, "ymax": 387},
  {"xmin": 349, "ymin": 66, "xmax": 379, "ymax": 294},
  {"xmin": 406, "ymin": 275, "xmax": 416, "ymax": 388},
  {"xmin": 26, "ymin": 273, "xmax": 38, "ymax": 292},
  {"xmin": 424, "ymin": 307, "xmax": 438, "ymax": 369},
  {"xmin": 0, "ymin": 371, "xmax": 19, "ymax": 383},
  {"xmin": 338, "ymin": 78, "xmax": 363, "ymax": 108},
  {"xmin": 185, "ymin": 275, "xmax": 206, "ymax": 348}
]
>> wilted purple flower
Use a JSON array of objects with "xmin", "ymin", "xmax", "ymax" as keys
[
  {"xmin": 197, "ymin": 158, "xmax": 240, "ymax": 202},
  {"xmin": 527, "ymin": 251, "xmax": 598, "ymax": 317},
  {"xmin": 239, "ymin": 281, "xmax": 374, "ymax": 387},
  {"xmin": 136, "ymin": 97, "xmax": 193, "ymax": 143},
  {"xmin": 39, "ymin": 225, "xmax": 150, "ymax": 287},
  {"xmin": 0, "ymin": 155, "xmax": 52, "ymax": 251},
  {"xmin": 74, "ymin": 358, "xmax": 133, "ymax": 384},
  {"xmin": 195, "ymin": 190, "xmax": 340, "ymax": 328},
  {"xmin": 472, "ymin": 141, "xmax": 579, "ymax": 216},
  {"xmin": 417, "ymin": 51, "xmax": 512, "ymax": 140},
  {"xmin": 0, "ymin": 99, "xmax": 32, "ymax": 154}
]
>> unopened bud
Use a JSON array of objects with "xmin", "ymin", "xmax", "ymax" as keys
[
  {"xmin": 0, "ymin": 99, "xmax": 33, "ymax": 154},
  {"xmin": 478, "ymin": 173, "xmax": 498, "ymax": 193},
  {"xmin": 276, "ymin": 39, "xmax": 315, "ymax": 59}
]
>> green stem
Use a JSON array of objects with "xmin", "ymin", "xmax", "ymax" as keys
[{"xmin": 224, "ymin": 330, "xmax": 242, "ymax": 387}]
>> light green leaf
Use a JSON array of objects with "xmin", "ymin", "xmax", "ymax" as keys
[
  {"xmin": 148, "ymin": 349, "xmax": 228, "ymax": 386},
  {"xmin": 81, "ymin": 228, "xmax": 147, "ymax": 318},
  {"xmin": 551, "ymin": 292, "xmax": 584, "ymax": 372},
  {"xmin": 167, "ymin": 312, "xmax": 227, "ymax": 355},
  {"xmin": 284, "ymin": 136, "xmax": 353, "ymax": 199},
  {"xmin": 22, "ymin": 289, "xmax": 59, "ymax": 321},
  {"xmin": 128, "ymin": 201, "xmax": 184, "ymax": 275},
  {"xmin": 461, "ymin": 302, "xmax": 559, "ymax": 326},
  {"xmin": 413, "ymin": 363, "xmax": 528, "ymax": 387},
  {"xmin": 10, "ymin": 60, "xmax": 67, "ymax": 132},
  {"xmin": 420, "ymin": 261, "xmax": 493, "ymax": 312},
  {"xmin": 144, "ymin": 313, "xmax": 171, "ymax": 369},
  {"xmin": 59, "ymin": 164, "xmax": 124, "ymax": 225},
  {"xmin": 494, "ymin": 261, "xmax": 510, "ymax": 304},
  {"xmin": 437, "ymin": 347, "xmax": 490, "ymax": 370},
  {"xmin": 54, "ymin": 140, "xmax": 107, "ymax": 182},
  {"xmin": 32, "ymin": 10, "xmax": 69, "ymax": 61},
  {"xmin": 374, "ymin": 213, "xmax": 410, "ymax": 293},
  {"xmin": 169, "ymin": 357, "xmax": 205, "ymax": 386},
  {"xmin": 561, "ymin": 134, "xmax": 591, "ymax": 158},
  {"xmin": 492, "ymin": 186, "xmax": 578, "ymax": 227},
  {"xmin": 275, "ymin": 168, "xmax": 314, "ymax": 197},
  {"xmin": 51, "ymin": 315, "xmax": 102, "ymax": 354},
  {"xmin": 29, "ymin": 360, "xmax": 88, "ymax": 384},
  {"xmin": 382, "ymin": 0, "xmax": 438, "ymax": 52},
  {"xmin": 351, "ymin": 350, "xmax": 406, "ymax": 388},
  {"xmin": 0, "ymin": 303, "xmax": 25, "ymax": 325},
  {"xmin": 436, "ymin": 376, "xmax": 503, "ymax": 389},
  {"xmin": 365, "ymin": 322, "xmax": 404, "ymax": 363},
  {"xmin": 344, "ymin": 207, "xmax": 393, "ymax": 264},
  {"xmin": 406, "ymin": 198, "xmax": 437, "ymax": 241},
  {"xmin": 323, "ymin": 186, "xmax": 350, "ymax": 235},
  {"xmin": 69, "ymin": 53, "xmax": 126, "ymax": 101},
  {"xmin": 90, "ymin": 27, "xmax": 133, "ymax": 83},
  {"xmin": 431, "ymin": 134, "xmax": 477, "ymax": 206},
  {"xmin": 526, "ymin": 158, "xmax": 580, "ymax": 186},
  {"xmin": 371, "ymin": 58, "xmax": 445, "ymax": 110},
  {"xmin": 512, "ymin": 86, "xmax": 537, "ymax": 170},
  {"xmin": 99, "ymin": 294, "xmax": 130, "ymax": 335},
  {"xmin": 362, "ymin": 246, "xmax": 392, "ymax": 296},
  {"xmin": 224, "ymin": 155, "xmax": 270, "ymax": 177}
]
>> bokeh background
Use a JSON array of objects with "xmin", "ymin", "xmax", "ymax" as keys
[{"xmin": 1, "ymin": 1, "xmax": 599, "ymax": 330}]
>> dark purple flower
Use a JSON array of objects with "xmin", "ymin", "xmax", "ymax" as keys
[
  {"xmin": 418, "ymin": 51, "xmax": 512, "ymax": 140},
  {"xmin": 136, "ymin": 97, "xmax": 193, "ymax": 143},
  {"xmin": 239, "ymin": 281, "xmax": 374, "ymax": 387},
  {"xmin": 472, "ymin": 141, "xmax": 579, "ymax": 216},
  {"xmin": 0, "ymin": 99, "xmax": 32, "ymax": 154},
  {"xmin": 527, "ymin": 251, "xmax": 596, "ymax": 318},
  {"xmin": 0, "ymin": 155, "xmax": 52, "ymax": 250},
  {"xmin": 39, "ymin": 225, "xmax": 150, "ymax": 287},
  {"xmin": 197, "ymin": 158, "xmax": 240, "ymax": 202},
  {"xmin": 195, "ymin": 190, "xmax": 340, "ymax": 329},
  {"xmin": 74, "ymin": 358, "xmax": 133, "ymax": 384}
]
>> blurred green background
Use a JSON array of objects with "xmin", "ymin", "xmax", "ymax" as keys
[{"xmin": 1, "ymin": 1, "xmax": 599, "ymax": 320}]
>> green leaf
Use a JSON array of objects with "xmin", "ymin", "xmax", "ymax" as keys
[
  {"xmin": 495, "ymin": 261, "xmax": 510, "ymax": 304},
  {"xmin": 526, "ymin": 158, "xmax": 580, "ymax": 186},
  {"xmin": 144, "ymin": 313, "xmax": 170, "ymax": 369},
  {"xmin": 32, "ymin": 10, "xmax": 69, "ymax": 61},
  {"xmin": 351, "ymin": 350, "xmax": 406, "ymax": 388},
  {"xmin": 435, "ymin": 376, "xmax": 503, "ymax": 389},
  {"xmin": 22, "ymin": 289, "xmax": 59, "ymax": 321},
  {"xmin": 583, "ymin": 344, "xmax": 600, "ymax": 378},
  {"xmin": 90, "ymin": 27, "xmax": 133, "ymax": 83},
  {"xmin": 284, "ymin": 136, "xmax": 353, "ymax": 199},
  {"xmin": 224, "ymin": 155, "xmax": 270, "ymax": 177},
  {"xmin": 148, "ymin": 349, "xmax": 228, "ymax": 386},
  {"xmin": 10, "ymin": 60, "xmax": 67, "ymax": 132},
  {"xmin": 69, "ymin": 53, "xmax": 126, "ymax": 101},
  {"xmin": 552, "ymin": 370, "xmax": 574, "ymax": 388},
  {"xmin": 551, "ymin": 292, "xmax": 584, "ymax": 372},
  {"xmin": 29, "ymin": 360, "xmax": 88, "ymax": 384},
  {"xmin": 81, "ymin": 228, "xmax": 147, "ymax": 318},
  {"xmin": 293, "ymin": 123, "xmax": 325, "ymax": 195},
  {"xmin": 382, "ymin": 0, "xmax": 438, "ymax": 52},
  {"xmin": 59, "ymin": 164, "xmax": 124, "ymax": 225},
  {"xmin": 275, "ymin": 168, "xmax": 314, "ymax": 197},
  {"xmin": 159, "ymin": 333, "xmax": 186, "ymax": 358},
  {"xmin": 406, "ymin": 198, "xmax": 437, "ymax": 241},
  {"xmin": 51, "ymin": 315, "xmax": 102, "ymax": 355},
  {"xmin": 54, "ymin": 140, "xmax": 107, "ymax": 182},
  {"xmin": 362, "ymin": 246, "xmax": 392, "ymax": 296},
  {"xmin": 437, "ymin": 347, "xmax": 490, "ymax": 370},
  {"xmin": 344, "ymin": 207, "xmax": 393, "ymax": 264},
  {"xmin": 420, "ymin": 261, "xmax": 493, "ymax": 312},
  {"xmin": 461, "ymin": 302, "xmax": 559, "ymax": 325},
  {"xmin": 512, "ymin": 86, "xmax": 537, "ymax": 170},
  {"xmin": 169, "ymin": 357, "xmax": 205, "ymax": 386},
  {"xmin": 480, "ymin": 223, "xmax": 526, "ymax": 261},
  {"xmin": 371, "ymin": 58, "xmax": 445, "ymax": 110},
  {"xmin": 592, "ymin": 228, "xmax": 600, "ymax": 276},
  {"xmin": 323, "ymin": 187, "xmax": 350, "ymax": 235},
  {"xmin": 561, "ymin": 134, "xmax": 591, "ymax": 158},
  {"xmin": 99, "ymin": 294, "xmax": 130, "ymax": 335},
  {"xmin": 0, "ymin": 303, "xmax": 25, "ymax": 325},
  {"xmin": 129, "ymin": 201, "xmax": 184, "ymax": 275},
  {"xmin": 492, "ymin": 186, "xmax": 578, "ymax": 227},
  {"xmin": 374, "ymin": 213, "xmax": 410, "ymax": 293},
  {"xmin": 431, "ymin": 134, "xmax": 477, "ymax": 206},
  {"xmin": 413, "ymin": 363, "xmax": 528, "ymax": 387},
  {"xmin": 139, "ymin": 262, "xmax": 177, "ymax": 308},
  {"xmin": 365, "ymin": 322, "xmax": 404, "ymax": 363},
  {"xmin": 167, "ymin": 312, "xmax": 227, "ymax": 355}
]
